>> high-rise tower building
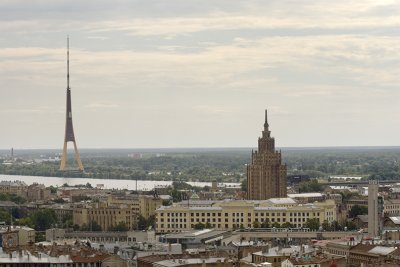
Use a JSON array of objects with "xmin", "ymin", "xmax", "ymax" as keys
[
  {"xmin": 60, "ymin": 37, "xmax": 84, "ymax": 171},
  {"xmin": 247, "ymin": 109, "xmax": 287, "ymax": 200}
]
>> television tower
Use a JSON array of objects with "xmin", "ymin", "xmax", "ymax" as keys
[{"xmin": 60, "ymin": 37, "xmax": 84, "ymax": 171}]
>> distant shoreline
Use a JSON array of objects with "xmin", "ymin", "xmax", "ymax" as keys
[{"xmin": 1, "ymin": 145, "xmax": 400, "ymax": 153}]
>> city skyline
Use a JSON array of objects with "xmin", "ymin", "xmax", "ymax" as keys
[{"xmin": 1, "ymin": 1, "xmax": 400, "ymax": 149}]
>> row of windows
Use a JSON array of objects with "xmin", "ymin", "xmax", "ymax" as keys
[
  {"xmin": 160, "ymin": 211, "xmax": 322, "ymax": 218},
  {"xmin": 89, "ymin": 210, "xmax": 128, "ymax": 215}
]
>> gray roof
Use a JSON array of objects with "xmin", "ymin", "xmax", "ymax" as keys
[
  {"xmin": 368, "ymin": 246, "xmax": 396, "ymax": 255},
  {"xmin": 356, "ymin": 215, "xmax": 369, "ymax": 223},
  {"xmin": 164, "ymin": 229, "xmax": 227, "ymax": 240},
  {"xmin": 266, "ymin": 198, "xmax": 297, "ymax": 205},
  {"xmin": 389, "ymin": 217, "xmax": 400, "ymax": 225}
]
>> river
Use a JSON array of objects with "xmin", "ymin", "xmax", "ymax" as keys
[{"xmin": 0, "ymin": 174, "xmax": 240, "ymax": 191}]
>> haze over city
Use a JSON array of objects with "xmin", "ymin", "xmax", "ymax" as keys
[{"xmin": 1, "ymin": 0, "xmax": 399, "ymax": 149}]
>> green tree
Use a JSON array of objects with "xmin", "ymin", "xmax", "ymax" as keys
[
  {"xmin": 281, "ymin": 222, "xmax": 294, "ymax": 228},
  {"xmin": 205, "ymin": 222, "xmax": 212, "ymax": 229},
  {"xmin": 305, "ymin": 218, "xmax": 320, "ymax": 231},
  {"xmin": 31, "ymin": 209, "xmax": 57, "ymax": 231},
  {"xmin": 253, "ymin": 221, "xmax": 260, "ymax": 228},
  {"xmin": 194, "ymin": 222, "xmax": 205, "ymax": 230},
  {"xmin": 137, "ymin": 215, "xmax": 147, "ymax": 230},
  {"xmin": 272, "ymin": 222, "xmax": 281, "ymax": 228},
  {"xmin": 162, "ymin": 200, "xmax": 172, "ymax": 206},
  {"xmin": 349, "ymin": 205, "xmax": 368, "ymax": 218},
  {"xmin": 299, "ymin": 180, "xmax": 322, "ymax": 193},
  {"xmin": 330, "ymin": 221, "xmax": 342, "ymax": 231},
  {"xmin": 241, "ymin": 179, "xmax": 247, "ymax": 192},
  {"xmin": 322, "ymin": 220, "xmax": 331, "ymax": 231},
  {"xmin": 260, "ymin": 221, "xmax": 270, "ymax": 228},
  {"xmin": 171, "ymin": 189, "xmax": 183, "ymax": 202},
  {"xmin": 112, "ymin": 221, "xmax": 128, "ymax": 232},
  {"xmin": 16, "ymin": 217, "xmax": 33, "ymax": 228},
  {"xmin": 0, "ymin": 208, "xmax": 12, "ymax": 225},
  {"xmin": 48, "ymin": 186, "xmax": 57, "ymax": 194},
  {"xmin": 345, "ymin": 221, "xmax": 358, "ymax": 231}
]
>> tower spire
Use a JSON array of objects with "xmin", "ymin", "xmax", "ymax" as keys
[
  {"xmin": 264, "ymin": 109, "xmax": 269, "ymax": 129},
  {"xmin": 60, "ymin": 37, "xmax": 84, "ymax": 172}
]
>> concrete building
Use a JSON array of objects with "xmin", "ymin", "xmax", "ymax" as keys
[
  {"xmin": 15, "ymin": 226, "xmax": 35, "ymax": 245},
  {"xmin": 251, "ymin": 245, "xmax": 315, "ymax": 267},
  {"xmin": 156, "ymin": 199, "xmax": 336, "ymax": 233},
  {"xmin": 160, "ymin": 229, "xmax": 230, "ymax": 249},
  {"xmin": 348, "ymin": 243, "xmax": 400, "ymax": 267},
  {"xmin": 368, "ymin": 180, "xmax": 379, "ymax": 237},
  {"xmin": 0, "ymin": 242, "xmax": 127, "ymax": 267},
  {"xmin": 73, "ymin": 195, "xmax": 162, "ymax": 231},
  {"xmin": 0, "ymin": 180, "xmax": 27, "ymax": 198},
  {"xmin": 281, "ymin": 256, "xmax": 346, "ymax": 267},
  {"xmin": 27, "ymin": 183, "xmax": 51, "ymax": 201},
  {"xmin": 46, "ymin": 228, "xmax": 155, "ymax": 244},
  {"xmin": 247, "ymin": 110, "xmax": 287, "ymax": 200}
]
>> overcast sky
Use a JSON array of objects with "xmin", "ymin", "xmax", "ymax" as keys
[{"xmin": 1, "ymin": 0, "xmax": 399, "ymax": 149}]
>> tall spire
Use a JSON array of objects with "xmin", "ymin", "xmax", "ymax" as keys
[
  {"xmin": 67, "ymin": 36, "xmax": 70, "ymax": 90},
  {"xmin": 264, "ymin": 109, "xmax": 269, "ymax": 129}
]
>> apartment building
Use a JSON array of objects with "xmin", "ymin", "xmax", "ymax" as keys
[{"xmin": 73, "ymin": 195, "xmax": 162, "ymax": 231}]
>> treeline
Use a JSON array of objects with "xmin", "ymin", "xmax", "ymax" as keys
[
  {"xmin": 1, "ymin": 147, "xmax": 400, "ymax": 181},
  {"xmin": 283, "ymin": 147, "xmax": 400, "ymax": 180}
]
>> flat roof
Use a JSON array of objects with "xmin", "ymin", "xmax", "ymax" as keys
[
  {"xmin": 164, "ymin": 229, "xmax": 227, "ymax": 240},
  {"xmin": 267, "ymin": 198, "xmax": 297, "ymax": 205},
  {"xmin": 288, "ymin": 193, "xmax": 323, "ymax": 198}
]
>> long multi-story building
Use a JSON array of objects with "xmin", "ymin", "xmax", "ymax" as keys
[
  {"xmin": 247, "ymin": 110, "xmax": 287, "ymax": 200},
  {"xmin": 155, "ymin": 199, "xmax": 336, "ymax": 233},
  {"xmin": 73, "ymin": 195, "xmax": 163, "ymax": 231}
]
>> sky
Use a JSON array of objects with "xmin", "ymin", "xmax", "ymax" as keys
[{"xmin": 1, "ymin": 0, "xmax": 400, "ymax": 149}]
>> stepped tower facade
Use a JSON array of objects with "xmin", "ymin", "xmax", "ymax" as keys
[{"xmin": 247, "ymin": 110, "xmax": 287, "ymax": 200}]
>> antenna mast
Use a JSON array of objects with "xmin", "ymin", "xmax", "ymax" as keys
[{"xmin": 67, "ymin": 36, "xmax": 70, "ymax": 90}]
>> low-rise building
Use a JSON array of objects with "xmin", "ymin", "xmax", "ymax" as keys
[
  {"xmin": 15, "ymin": 226, "xmax": 35, "ymax": 245},
  {"xmin": 46, "ymin": 228, "xmax": 156, "ymax": 244},
  {"xmin": 348, "ymin": 244, "xmax": 400, "ymax": 267},
  {"xmin": 281, "ymin": 255, "xmax": 346, "ymax": 267},
  {"xmin": 251, "ymin": 245, "xmax": 314, "ymax": 267},
  {"xmin": 160, "ymin": 229, "xmax": 230, "ymax": 249}
]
